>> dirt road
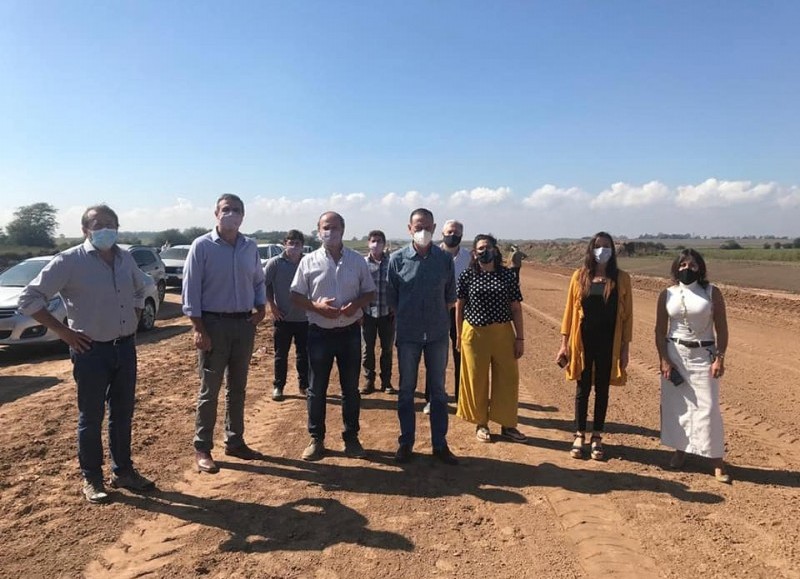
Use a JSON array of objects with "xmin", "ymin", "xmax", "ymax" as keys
[{"xmin": 1, "ymin": 264, "xmax": 798, "ymax": 578}]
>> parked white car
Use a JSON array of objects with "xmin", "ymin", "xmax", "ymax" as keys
[
  {"xmin": 257, "ymin": 243, "xmax": 284, "ymax": 266},
  {"xmin": 0, "ymin": 255, "xmax": 160, "ymax": 347},
  {"xmin": 158, "ymin": 244, "xmax": 192, "ymax": 287}
]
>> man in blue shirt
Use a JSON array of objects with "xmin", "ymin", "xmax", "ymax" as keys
[
  {"xmin": 182, "ymin": 194, "xmax": 267, "ymax": 474},
  {"xmin": 19, "ymin": 204, "xmax": 156, "ymax": 503},
  {"xmin": 387, "ymin": 208, "xmax": 459, "ymax": 465},
  {"xmin": 264, "ymin": 229, "xmax": 309, "ymax": 401}
]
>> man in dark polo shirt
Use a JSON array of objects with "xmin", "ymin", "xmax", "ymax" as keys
[{"xmin": 264, "ymin": 229, "xmax": 309, "ymax": 401}]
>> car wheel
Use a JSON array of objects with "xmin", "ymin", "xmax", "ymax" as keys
[
  {"xmin": 138, "ymin": 298, "xmax": 157, "ymax": 332},
  {"xmin": 157, "ymin": 280, "xmax": 166, "ymax": 304}
]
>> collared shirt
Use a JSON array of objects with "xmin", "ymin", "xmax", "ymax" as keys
[
  {"xmin": 452, "ymin": 246, "xmax": 471, "ymax": 280},
  {"xmin": 18, "ymin": 239, "xmax": 148, "ymax": 342},
  {"xmin": 387, "ymin": 243, "xmax": 456, "ymax": 343},
  {"xmin": 363, "ymin": 252, "xmax": 390, "ymax": 318},
  {"xmin": 181, "ymin": 229, "xmax": 266, "ymax": 318},
  {"xmin": 291, "ymin": 246, "xmax": 376, "ymax": 329},
  {"xmin": 264, "ymin": 252, "xmax": 306, "ymax": 323}
]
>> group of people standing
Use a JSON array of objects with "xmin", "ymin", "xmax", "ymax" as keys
[
  {"xmin": 16, "ymin": 196, "xmax": 732, "ymax": 505},
  {"xmin": 259, "ymin": 207, "xmax": 528, "ymax": 466},
  {"xmin": 556, "ymin": 232, "xmax": 730, "ymax": 483}
]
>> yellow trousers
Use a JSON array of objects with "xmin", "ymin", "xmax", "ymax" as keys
[{"xmin": 457, "ymin": 321, "xmax": 519, "ymax": 428}]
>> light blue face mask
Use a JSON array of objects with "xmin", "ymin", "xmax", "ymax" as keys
[{"xmin": 90, "ymin": 228, "xmax": 118, "ymax": 250}]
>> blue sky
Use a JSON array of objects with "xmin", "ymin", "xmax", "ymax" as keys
[{"xmin": 1, "ymin": 1, "xmax": 798, "ymax": 239}]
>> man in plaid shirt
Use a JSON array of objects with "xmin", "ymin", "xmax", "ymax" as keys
[{"xmin": 360, "ymin": 229, "xmax": 395, "ymax": 394}]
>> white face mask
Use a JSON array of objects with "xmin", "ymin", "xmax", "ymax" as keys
[
  {"xmin": 412, "ymin": 229, "xmax": 433, "ymax": 247},
  {"xmin": 320, "ymin": 229, "xmax": 342, "ymax": 247},
  {"xmin": 593, "ymin": 247, "xmax": 612, "ymax": 264},
  {"xmin": 90, "ymin": 228, "xmax": 118, "ymax": 251},
  {"xmin": 218, "ymin": 211, "xmax": 243, "ymax": 232},
  {"xmin": 368, "ymin": 241, "xmax": 384, "ymax": 255},
  {"xmin": 285, "ymin": 245, "xmax": 303, "ymax": 259}
]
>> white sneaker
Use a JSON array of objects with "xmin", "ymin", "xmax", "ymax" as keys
[{"xmin": 423, "ymin": 402, "xmax": 431, "ymax": 415}]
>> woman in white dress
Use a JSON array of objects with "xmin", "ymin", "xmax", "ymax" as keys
[{"xmin": 654, "ymin": 249, "xmax": 730, "ymax": 483}]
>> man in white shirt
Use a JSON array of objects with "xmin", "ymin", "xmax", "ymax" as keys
[
  {"xmin": 291, "ymin": 211, "xmax": 376, "ymax": 461},
  {"xmin": 436, "ymin": 219, "xmax": 471, "ymax": 405}
]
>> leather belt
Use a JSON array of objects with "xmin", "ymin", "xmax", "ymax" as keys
[
  {"xmin": 309, "ymin": 322, "xmax": 360, "ymax": 333},
  {"xmin": 95, "ymin": 334, "xmax": 135, "ymax": 345},
  {"xmin": 669, "ymin": 338, "xmax": 715, "ymax": 348},
  {"xmin": 202, "ymin": 311, "xmax": 250, "ymax": 319}
]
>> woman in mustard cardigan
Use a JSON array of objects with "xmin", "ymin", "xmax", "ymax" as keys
[{"xmin": 555, "ymin": 232, "xmax": 632, "ymax": 460}]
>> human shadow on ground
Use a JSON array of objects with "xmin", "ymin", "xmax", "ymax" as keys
[
  {"xmin": 0, "ymin": 375, "xmax": 62, "ymax": 404},
  {"xmin": 219, "ymin": 452, "xmax": 723, "ymax": 505},
  {"xmin": 606, "ymin": 443, "xmax": 800, "ymax": 488},
  {"xmin": 517, "ymin": 401, "xmax": 559, "ymax": 413},
  {"xmin": 116, "ymin": 492, "xmax": 413, "ymax": 553},
  {"xmin": 517, "ymin": 414, "xmax": 660, "ymax": 439}
]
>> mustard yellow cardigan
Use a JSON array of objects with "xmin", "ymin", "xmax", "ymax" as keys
[{"xmin": 560, "ymin": 269, "xmax": 633, "ymax": 385}]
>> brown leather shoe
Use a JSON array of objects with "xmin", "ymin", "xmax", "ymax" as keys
[{"xmin": 195, "ymin": 451, "xmax": 220, "ymax": 474}]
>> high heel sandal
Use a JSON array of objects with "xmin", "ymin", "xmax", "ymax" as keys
[
  {"xmin": 590, "ymin": 436, "xmax": 605, "ymax": 461},
  {"xmin": 714, "ymin": 465, "xmax": 732, "ymax": 484},
  {"xmin": 570, "ymin": 432, "xmax": 585, "ymax": 459}
]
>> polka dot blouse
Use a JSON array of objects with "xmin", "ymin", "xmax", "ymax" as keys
[{"xmin": 457, "ymin": 266, "xmax": 523, "ymax": 326}]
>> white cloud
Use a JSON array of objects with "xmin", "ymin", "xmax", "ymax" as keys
[
  {"xmin": 777, "ymin": 186, "xmax": 800, "ymax": 208},
  {"xmin": 522, "ymin": 184, "xmax": 588, "ymax": 209},
  {"xmin": 448, "ymin": 186, "xmax": 511, "ymax": 207},
  {"xmin": 2, "ymin": 179, "xmax": 797, "ymax": 240},
  {"xmin": 675, "ymin": 178, "xmax": 777, "ymax": 208},
  {"xmin": 591, "ymin": 181, "xmax": 670, "ymax": 208}
]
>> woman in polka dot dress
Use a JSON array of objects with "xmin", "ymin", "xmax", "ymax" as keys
[{"xmin": 455, "ymin": 234, "xmax": 526, "ymax": 443}]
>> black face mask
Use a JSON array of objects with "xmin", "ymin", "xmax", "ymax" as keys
[
  {"xmin": 443, "ymin": 234, "xmax": 462, "ymax": 248},
  {"xmin": 477, "ymin": 249, "xmax": 495, "ymax": 264},
  {"xmin": 677, "ymin": 269, "xmax": 700, "ymax": 285}
]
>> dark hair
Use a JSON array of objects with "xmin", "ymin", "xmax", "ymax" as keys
[
  {"xmin": 317, "ymin": 211, "xmax": 345, "ymax": 229},
  {"xmin": 579, "ymin": 231, "xmax": 619, "ymax": 298},
  {"xmin": 368, "ymin": 230, "xmax": 386, "ymax": 244},
  {"xmin": 409, "ymin": 207, "xmax": 434, "ymax": 223},
  {"xmin": 670, "ymin": 248, "xmax": 709, "ymax": 287},
  {"xmin": 468, "ymin": 233, "xmax": 504, "ymax": 272},
  {"xmin": 215, "ymin": 193, "xmax": 245, "ymax": 214},
  {"xmin": 81, "ymin": 204, "xmax": 119, "ymax": 229},
  {"xmin": 285, "ymin": 229, "xmax": 305, "ymax": 244}
]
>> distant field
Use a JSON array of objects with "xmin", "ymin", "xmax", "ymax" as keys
[{"xmin": 618, "ymin": 256, "xmax": 800, "ymax": 294}]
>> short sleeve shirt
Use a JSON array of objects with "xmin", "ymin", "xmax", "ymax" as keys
[{"xmin": 457, "ymin": 266, "xmax": 522, "ymax": 327}]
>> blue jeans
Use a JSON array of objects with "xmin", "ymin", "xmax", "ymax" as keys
[
  {"xmin": 396, "ymin": 337, "xmax": 450, "ymax": 449},
  {"xmin": 194, "ymin": 316, "xmax": 256, "ymax": 452},
  {"xmin": 307, "ymin": 323, "xmax": 361, "ymax": 442},
  {"xmin": 72, "ymin": 336, "xmax": 137, "ymax": 481}
]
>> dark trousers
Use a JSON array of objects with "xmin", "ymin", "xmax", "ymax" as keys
[
  {"xmin": 425, "ymin": 308, "xmax": 461, "ymax": 402},
  {"xmin": 512, "ymin": 267, "xmax": 521, "ymax": 283},
  {"xmin": 307, "ymin": 323, "xmax": 361, "ymax": 442},
  {"xmin": 72, "ymin": 337, "xmax": 137, "ymax": 481},
  {"xmin": 273, "ymin": 320, "xmax": 309, "ymax": 390},
  {"xmin": 194, "ymin": 317, "xmax": 256, "ymax": 452},
  {"xmin": 362, "ymin": 314, "xmax": 394, "ymax": 386},
  {"xmin": 575, "ymin": 327, "xmax": 613, "ymax": 433}
]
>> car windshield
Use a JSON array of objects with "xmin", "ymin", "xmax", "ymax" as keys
[
  {"xmin": 160, "ymin": 248, "xmax": 190, "ymax": 260},
  {"xmin": 258, "ymin": 246, "xmax": 276, "ymax": 259},
  {"xmin": 0, "ymin": 260, "xmax": 49, "ymax": 287}
]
